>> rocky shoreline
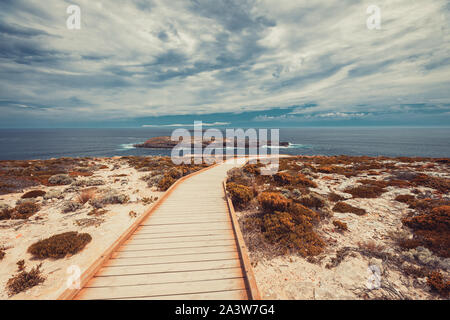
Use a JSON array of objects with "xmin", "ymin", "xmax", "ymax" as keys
[{"xmin": 134, "ymin": 136, "xmax": 289, "ymax": 149}]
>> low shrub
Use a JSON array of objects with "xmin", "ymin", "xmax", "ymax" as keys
[
  {"xmin": 402, "ymin": 206, "xmax": 450, "ymax": 257},
  {"xmin": 6, "ymin": 263, "xmax": 45, "ymax": 296},
  {"xmin": 427, "ymin": 271, "xmax": 449, "ymax": 297},
  {"xmin": 333, "ymin": 220, "xmax": 348, "ymax": 231},
  {"xmin": 14, "ymin": 202, "xmax": 40, "ymax": 219},
  {"xmin": 297, "ymin": 194, "xmax": 325, "ymax": 209},
  {"xmin": 76, "ymin": 189, "xmax": 96, "ymax": 204},
  {"xmin": 61, "ymin": 200, "xmax": 83, "ymax": 213},
  {"xmin": 0, "ymin": 206, "xmax": 14, "ymax": 220},
  {"xmin": 412, "ymin": 174, "xmax": 450, "ymax": 194},
  {"xmin": 0, "ymin": 247, "xmax": 5, "ymax": 260},
  {"xmin": 290, "ymin": 203, "xmax": 320, "ymax": 224},
  {"xmin": 344, "ymin": 185, "xmax": 386, "ymax": 198},
  {"xmin": 158, "ymin": 175, "xmax": 176, "ymax": 191},
  {"xmin": 395, "ymin": 194, "xmax": 416, "ymax": 204},
  {"xmin": 328, "ymin": 192, "xmax": 345, "ymax": 202},
  {"xmin": 262, "ymin": 211, "xmax": 324, "ymax": 256},
  {"xmin": 167, "ymin": 167, "xmax": 183, "ymax": 179},
  {"xmin": 48, "ymin": 174, "xmax": 74, "ymax": 185},
  {"xmin": 258, "ymin": 192, "xmax": 290, "ymax": 213},
  {"xmin": 297, "ymin": 174, "xmax": 318, "ymax": 188},
  {"xmin": 227, "ymin": 182, "xmax": 253, "ymax": 210},
  {"xmin": 21, "ymin": 190, "xmax": 46, "ymax": 199},
  {"xmin": 17, "ymin": 260, "xmax": 25, "ymax": 271},
  {"xmin": 274, "ymin": 172, "xmax": 317, "ymax": 188},
  {"xmin": 274, "ymin": 172, "xmax": 296, "ymax": 185},
  {"xmin": 403, "ymin": 206, "xmax": 449, "ymax": 232},
  {"xmin": 332, "ymin": 202, "xmax": 366, "ymax": 215},
  {"xmin": 28, "ymin": 231, "xmax": 92, "ymax": 259}
]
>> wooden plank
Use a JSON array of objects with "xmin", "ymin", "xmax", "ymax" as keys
[
  {"xmin": 69, "ymin": 157, "xmax": 267, "ymax": 300},
  {"xmin": 120, "ymin": 239, "xmax": 236, "ymax": 250},
  {"xmin": 131, "ymin": 229, "xmax": 233, "ymax": 239},
  {"xmin": 57, "ymin": 163, "xmax": 219, "ymax": 300},
  {"xmin": 112, "ymin": 249, "xmax": 236, "ymax": 259},
  {"xmin": 137, "ymin": 222, "xmax": 230, "ymax": 232},
  {"xmin": 130, "ymin": 289, "xmax": 248, "ymax": 300},
  {"xmin": 122, "ymin": 233, "xmax": 234, "ymax": 245},
  {"xmin": 85, "ymin": 267, "xmax": 244, "ymax": 288},
  {"xmin": 109, "ymin": 251, "xmax": 239, "ymax": 265},
  {"xmin": 76, "ymin": 278, "xmax": 246, "ymax": 300},
  {"xmin": 98, "ymin": 259, "xmax": 242, "ymax": 276}
]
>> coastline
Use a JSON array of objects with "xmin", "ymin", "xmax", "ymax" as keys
[{"xmin": 0, "ymin": 154, "xmax": 449, "ymax": 300}]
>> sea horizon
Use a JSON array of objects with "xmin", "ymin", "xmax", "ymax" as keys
[{"xmin": 0, "ymin": 126, "xmax": 448, "ymax": 160}]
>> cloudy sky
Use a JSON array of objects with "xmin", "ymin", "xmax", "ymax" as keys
[{"xmin": 0, "ymin": 0, "xmax": 449, "ymax": 128}]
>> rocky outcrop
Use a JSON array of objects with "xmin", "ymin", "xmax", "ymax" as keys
[{"xmin": 134, "ymin": 136, "xmax": 289, "ymax": 149}]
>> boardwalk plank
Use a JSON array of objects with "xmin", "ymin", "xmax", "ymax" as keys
[{"xmin": 74, "ymin": 160, "xmax": 262, "ymax": 300}]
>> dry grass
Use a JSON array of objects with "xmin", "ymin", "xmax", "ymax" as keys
[
  {"xmin": 76, "ymin": 188, "xmax": 97, "ymax": 204},
  {"xmin": 6, "ymin": 263, "xmax": 45, "ymax": 296}
]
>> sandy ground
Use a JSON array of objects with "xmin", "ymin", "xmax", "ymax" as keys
[
  {"xmin": 0, "ymin": 158, "xmax": 163, "ymax": 299},
  {"xmin": 235, "ymin": 159, "xmax": 450, "ymax": 300}
]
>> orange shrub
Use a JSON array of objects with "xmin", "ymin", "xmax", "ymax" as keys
[
  {"xmin": 427, "ymin": 271, "xmax": 449, "ymax": 297},
  {"xmin": 332, "ymin": 202, "xmax": 366, "ymax": 215},
  {"xmin": 226, "ymin": 182, "xmax": 253, "ymax": 209},
  {"xmin": 333, "ymin": 220, "xmax": 348, "ymax": 231},
  {"xmin": 262, "ymin": 211, "xmax": 324, "ymax": 256},
  {"xmin": 258, "ymin": 192, "xmax": 290, "ymax": 213},
  {"xmin": 402, "ymin": 206, "xmax": 450, "ymax": 257},
  {"xmin": 344, "ymin": 185, "xmax": 386, "ymax": 198},
  {"xmin": 157, "ymin": 175, "xmax": 176, "ymax": 191},
  {"xmin": 395, "ymin": 194, "xmax": 416, "ymax": 204},
  {"xmin": 297, "ymin": 174, "xmax": 318, "ymax": 188}
]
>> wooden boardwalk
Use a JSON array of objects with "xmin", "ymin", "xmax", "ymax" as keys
[{"xmin": 73, "ymin": 159, "xmax": 258, "ymax": 300}]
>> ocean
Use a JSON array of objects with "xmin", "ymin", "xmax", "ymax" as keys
[{"xmin": 0, "ymin": 127, "xmax": 448, "ymax": 160}]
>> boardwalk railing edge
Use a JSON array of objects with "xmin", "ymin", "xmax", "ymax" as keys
[
  {"xmin": 223, "ymin": 180, "xmax": 261, "ymax": 300},
  {"xmin": 58, "ymin": 163, "xmax": 219, "ymax": 300}
]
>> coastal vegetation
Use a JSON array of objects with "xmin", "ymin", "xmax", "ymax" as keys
[
  {"xmin": 28, "ymin": 232, "xmax": 92, "ymax": 259},
  {"xmin": 227, "ymin": 155, "xmax": 450, "ymax": 299},
  {"xmin": 6, "ymin": 262, "xmax": 45, "ymax": 296}
]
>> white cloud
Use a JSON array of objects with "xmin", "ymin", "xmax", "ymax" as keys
[{"xmin": 0, "ymin": 0, "xmax": 449, "ymax": 124}]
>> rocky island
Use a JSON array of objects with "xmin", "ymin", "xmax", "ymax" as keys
[{"xmin": 134, "ymin": 136, "xmax": 290, "ymax": 149}]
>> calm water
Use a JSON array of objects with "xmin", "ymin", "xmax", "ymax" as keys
[{"xmin": 0, "ymin": 127, "xmax": 448, "ymax": 160}]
